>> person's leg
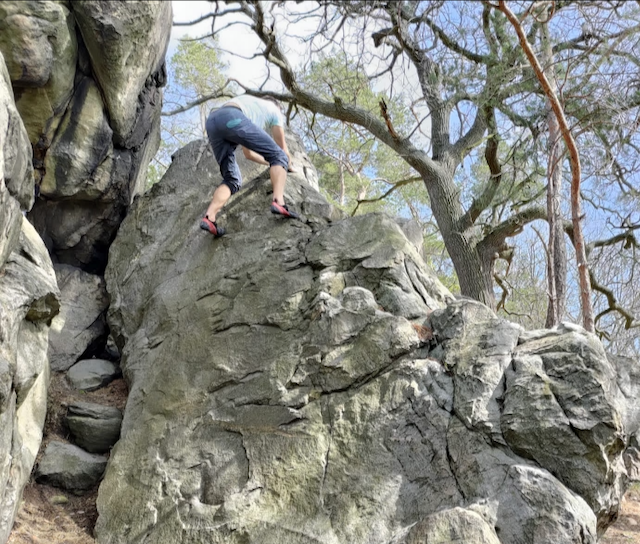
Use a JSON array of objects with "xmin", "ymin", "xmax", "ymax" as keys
[
  {"xmin": 205, "ymin": 183, "xmax": 231, "ymax": 222},
  {"xmin": 202, "ymin": 109, "xmax": 243, "ymax": 235},
  {"xmin": 270, "ymin": 165, "xmax": 287, "ymax": 206},
  {"xmin": 223, "ymin": 117, "xmax": 291, "ymax": 206}
]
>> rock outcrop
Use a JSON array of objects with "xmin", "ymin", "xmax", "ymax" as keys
[
  {"xmin": 48, "ymin": 264, "xmax": 109, "ymax": 371},
  {"xmin": 0, "ymin": 50, "xmax": 60, "ymax": 544},
  {"xmin": 95, "ymin": 140, "xmax": 639, "ymax": 544},
  {"xmin": 0, "ymin": 3, "xmax": 171, "ymax": 541},
  {"xmin": 0, "ymin": 0, "xmax": 172, "ymax": 273},
  {"xmin": 0, "ymin": 51, "xmax": 33, "ymax": 268}
]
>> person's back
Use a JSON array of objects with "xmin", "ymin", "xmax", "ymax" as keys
[{"xmin": 223, "ymin": 95, "xmax": 283, "ymax": 131}]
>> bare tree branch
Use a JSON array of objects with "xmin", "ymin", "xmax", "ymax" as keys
[
  {"xmin": 162, "ymin": 82, "xmax": 234, "ymax": 116},
  {"xmin": 590, "ymin": 271, "xmax": 637, "ymax": 331},
  {"xmin": 350, "ymin": 176, "xmax": 422, "ymax": 216},
  {"xmin": 480, "ymin": 206, "xmax": 547, "ymax": 248},
  {"xmin": 238, "ymin": 1, "xmax": 440, "ymax": 180}
]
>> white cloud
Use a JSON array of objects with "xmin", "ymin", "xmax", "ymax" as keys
[{"xmin": 171, "ymin": 1, "xmax": 268, "ymax": 87}]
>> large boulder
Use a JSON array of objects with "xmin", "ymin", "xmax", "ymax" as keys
[
  {"xmin": 0, "ymin": 1, "xmax": 77, "ymax": 145},
  {"xmin": 0, "ymin": 217, "xmax": 59, "ymax": 544},
  {"xmin": 67, "ymin": 402, "xmax": 123, "ymax": 454},
  {"xmin": 39, "ymin": 77, "xmax": 114, "ymax": 200},
  {"xmin": 48, "ymin": 264, "xmax": 109, "ymax": 371},
  {"xmin": 35, "ymin": 441, "xmax": 107, "ymax": 495},
  {"xmin": 0, "ymin": 48, "xmax": 51, "ymax": 544},
  {"xmin": 70, "ymin": 1, "xmax": 172, "ymax": 148},
  {"xmin": 94, "ymin": 140, "xmax": 638, "ymax": 544},
  {"xmin": 0, "ymin": 0, "xmax": 172, "ymax": 274}
]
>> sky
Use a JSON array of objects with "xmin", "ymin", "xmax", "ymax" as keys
[
  {"xmin": 168, "ymin": 1, "xmax": 427, "ymax": 104},
  {"xmin": 170, "ymin": 1, "xmax": 268, "ymax": 86}
]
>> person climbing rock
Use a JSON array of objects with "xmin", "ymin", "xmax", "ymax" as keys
[{"xmin": 200, "ymin": 94, "xmax": 300, "ymax": 237}]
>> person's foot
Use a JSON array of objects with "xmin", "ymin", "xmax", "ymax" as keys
[
  {"xmin": 200, "ymin": 217, "xmax": 226, "ymax": 237},
  {"xmin": 270, "ymin": 201, "xmax": 300, "ymax": 219}
]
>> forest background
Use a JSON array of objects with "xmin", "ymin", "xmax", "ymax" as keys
[{"xmin": 157, "ymin": 0, "xmax": 640, "ymax": 358}]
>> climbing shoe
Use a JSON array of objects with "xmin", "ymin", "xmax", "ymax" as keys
[
  {"xmin": 199, "ymin": 217, "xmax": 226, "ymax": 237},
  {"xmin": 270, "ymin": 201, "xmax": 300, "ymax": 220}
]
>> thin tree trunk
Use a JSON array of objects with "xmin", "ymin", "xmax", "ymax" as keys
[
  {"xmin": 339, "ymin": 161, "xmax": 345, "ymax": 206},
  {"xmin": 498, "ymin": 1, "xmax": 594, "ymax": 332},
  {"xmin": 542, "ymin": 21, "xmax": 567, "ymax": 328}
]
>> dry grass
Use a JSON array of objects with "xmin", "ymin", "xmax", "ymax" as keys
[{"xmin": 7, "ymin": 372, "xmax": 640, "ymax": 543}]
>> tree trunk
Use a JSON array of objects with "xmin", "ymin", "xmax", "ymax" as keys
[
  {"xmin": 545, "ymin": 115, "xmax": 568, "ymax": 327},
  {"xmin": 339, "ymin": 161, "xmax": 345, "ymax": 206},
  {"xmin": 498, "ymin": 0, "xmax": 594, "ymax": 332},
  {"xmin": 421, "ymin": 165, "xmax": 495, "ymax": 308},
  {"xmin": 542, "ymin": 21, "xmax": 567, "ymax": 328}
]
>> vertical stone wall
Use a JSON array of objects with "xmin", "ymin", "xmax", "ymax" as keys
[
  {"xmin": 0, "ymin": 0, "xmax": 172, "ymax": 274},
  {"xmin": 0, "ymin": 51, "xmax": 60, "ymax": 544},
  {"xmin": 0, "ymin": 3, "xmax": 173, "ymax": 541}
]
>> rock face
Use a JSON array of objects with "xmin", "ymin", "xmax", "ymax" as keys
[
  {"xmin": 48, "ymin": 264, "xmax": 109, "ymax": 371},
  {"xmin": 95, "ymin": 141, "xmax": 639, "ymax": 544},
  {"xmin": 0, "ymin": 217, "xmax": 59, "ymax": 543},
  {"xmin": 0, "ymin": 50, "xmax": 59, "ymax": 544},
  {"xmin": 0, "ymin": 3, "xmax": 170, "ymax": 539},
  {"xmin": 0, "ymin": 51, "xmax": 33, "ymax": 268},
  {"xmin": 0, "ymin": 0, "xmax": 172, "ymax": 274},
  {"xmin": 72, "ymin": 0, "xmax": 172, "ymax": 147}
]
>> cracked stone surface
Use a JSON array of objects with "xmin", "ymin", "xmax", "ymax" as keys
[
  {"xmin": 0, "ymin": 218, "xmax": 60, "ymax": 543},
  {"xmin": 96, "ymin": 140, "xmax": 639, "ymax": 544},
  {"xmin": 1, "ymin": 48, "xmax": 60, "ymax": 543}
]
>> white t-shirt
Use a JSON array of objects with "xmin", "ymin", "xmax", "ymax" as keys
[{"xmin": 224, "ymin": 95, "xmax": 284, "ymax": 130}]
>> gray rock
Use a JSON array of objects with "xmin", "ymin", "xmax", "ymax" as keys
[
  {"xmin": 503, "ymin": 331, "xmax": 625, "ymax": 531},
  {"xmin": 406, "ymin": 507, "xmax": 501, "ymax": 544},
  {"xmin": 91, "ymin": 139, "xmax": 639, "ymax": 544},
  {"xmin": 0, "ymin": 0, "xmax": 172, "ymax": 274},
  {"xmin": 395, "ymin": 217, "xmax": 424, "ymax": 259},
  {"xmin": 67, "ymin": 359, "xmax": 120, "ymax": 392},
  {"xmin": 70, "ymin": 1, "xmax": 172, "ymax": 147},
  {"xmin": 67, "ymin": 402, "xmax": 123, "ymax": 453},
  {"xmin": 48, "ymin": 264, "xmax": 109, "ymax": 371},
  {"xmin": 40, "ymin": 76, "xmax": 114, "ymax": 200},
  {"xmin": 0, "ymin": 218, "xmax": 59, "ymax": 544},
  {"xmin": 612, "ymin": 353, "xmax": 640, "ymax": 482},
  {"xmin": 0, "ymin": 51, "xmax": 33, "ymax": 269},
  {"xmin": 0, "ymin": 1, "xmax": 77, "ymax": 145},
  {"xmin": 35, "ymin": 441, "xmax": 107, "ymax": 494},
  {"xmin": 29, "ymin": 197, "xmax": 128, "ymax": 273}
]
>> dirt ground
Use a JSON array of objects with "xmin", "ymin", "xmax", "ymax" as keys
[
  {"xmin": 601, "ymin": 485, "xmax": 640, "ymax": 544},
  {"xmin": 6, "ymin": 372, "xmax": 640, "ymax": 543},
  {"xmin": 8, "ymin": 372, "xmax": 127, "ymax": 544}
]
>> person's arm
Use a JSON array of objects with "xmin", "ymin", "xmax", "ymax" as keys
[
  {"xmin": 242, "ymin": 146, "xmax": 269, "ymax": 166},
  {"xmin": 271, "ymin": 125, "xmax": 296, "ymax": 172}
]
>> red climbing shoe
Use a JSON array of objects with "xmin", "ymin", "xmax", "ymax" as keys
[
  {"xmin": 199, "ymin": 217, "xmax": 226, "ymax": 237},
  {"xmin": 270, "ymin": 201, "xmax": 300, "ymax": 219}
]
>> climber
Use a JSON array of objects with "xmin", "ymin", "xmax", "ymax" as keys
[{"xmin": 200, "ymin": 94, "xmax": 300, "ymax": 237}]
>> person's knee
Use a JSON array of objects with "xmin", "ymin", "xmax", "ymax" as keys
[
  {"xmin": 222, "ymin": 179, "xmax": 241, "ymax": 195},
  {"xmin": 268, "ymin": 149, "xmax": 289, "ymax": 170}
]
